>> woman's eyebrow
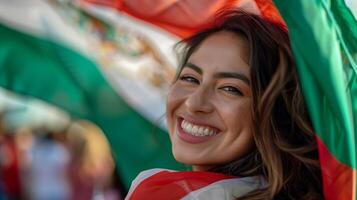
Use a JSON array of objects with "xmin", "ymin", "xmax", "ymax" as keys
[
  {"xmin": 185, "ymin": 62, "xmax": 202, "ymax": 74},
  {"xmin": 185, "ymin": 62, "xmax": 250, "ymax": 86},
  {"xmin": 215, "ymin": 72, "xmax": 250, "ymax": 86}
]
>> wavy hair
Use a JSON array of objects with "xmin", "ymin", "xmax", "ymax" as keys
[{"xmin": 174, "ymin": 10, "xmax": 323, "ymax": 199}]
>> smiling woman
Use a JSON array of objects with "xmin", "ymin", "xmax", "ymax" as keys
[
  {"xmin": 167, "ymin": 31, "xmax": 254, "ymax": 171},
  {"xmin": 126, "ymin": 9, "xmax": 323, "ymax": 200}
]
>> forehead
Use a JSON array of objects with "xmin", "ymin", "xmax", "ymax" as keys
[{"xmin": 187, "ymin": 31, "xmax": 250, "ymax": 75}]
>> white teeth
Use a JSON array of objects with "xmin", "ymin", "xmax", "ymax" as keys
[
  {"xmin": 187, "ymin": 123, "xmax": 192, "ymax": 130},
  {"xmin": 204, "ymin": 127, "xmax": 209, "ymax": 135},
  {"xmin": 192, "ymin": 125, "xmax": 198, "ymax": 133},
  {"xmin": 198, "ymin": 127, "xmax": 204, "ymax": 135},
  {"xmin": 180, "ymin": 119, "xmax": 217, "ymax": 137}
]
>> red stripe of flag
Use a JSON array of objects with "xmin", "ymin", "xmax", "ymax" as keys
[
  {"xmin": 128, "ymin": 171, "xmax": 234, "ymax": 200},
  {"xmin": 317, "ymin": 137, "xmax": 356, "ymax": 200}
]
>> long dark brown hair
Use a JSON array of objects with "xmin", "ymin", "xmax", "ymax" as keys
[{"xmin": 174, "ymin": 10, "xmax": 323, "ymax": 200}]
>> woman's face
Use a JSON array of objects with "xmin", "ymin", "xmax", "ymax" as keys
[{"xmin": 167, "ymin": 31, "xmax": 254, "ymax": 171}]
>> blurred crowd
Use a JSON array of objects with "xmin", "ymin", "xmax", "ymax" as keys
[{"xmin": 0, "ymin": 116, "xmax": 125, "ymax": 200}]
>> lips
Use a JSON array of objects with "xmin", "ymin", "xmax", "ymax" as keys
[{"xmin": 176, "ymin": 117, "xmax": 220, "ymax": 144}]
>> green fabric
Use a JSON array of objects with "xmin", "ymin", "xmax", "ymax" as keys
[
  {"xmin": 331, "ymin": 0, "xmax": 357, "ymax": 52},
  {"xmin": 273, "ymin": 0, "xmax": 357, "ymax": 170},
  {"xmin": 0, "ymin": 23, "xmax": 185, "ymax": 189}
]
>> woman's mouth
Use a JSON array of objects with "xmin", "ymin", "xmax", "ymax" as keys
[
  {"xmin": 176, "ymin": 117, "xmax": 220, "ymax": 144},
  {"xmin": 181, "ymin": 119, "xmax": 218, "ymax": 136}
]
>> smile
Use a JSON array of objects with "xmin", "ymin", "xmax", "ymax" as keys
[
  {"xmin": 176, "ymin": 117, "xmax": 220, "ymax": 144},
  {"xmin": 181, "ymin": 119, "xmax": 218, "ymax": 136}
]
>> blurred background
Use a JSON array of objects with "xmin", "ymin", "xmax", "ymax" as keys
[
  {"xmin": 0, "ymin": 88, "xmax": 124, "ymax": 200},
  {"xmin": 0, "ymin": 0, "xmax": 355, "ymax": 199}
]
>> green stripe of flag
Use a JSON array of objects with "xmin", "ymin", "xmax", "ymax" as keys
[
  {"xmin": 0, "ymin": 23, "xmax": 185, "ymax": 189},
  {"xmin": 331, "ymin": 0, "xmax": 357, "ymax": 52},
  {"xmin": 273, "ymin": 0, "xmax": 357, "ymax": 168}
]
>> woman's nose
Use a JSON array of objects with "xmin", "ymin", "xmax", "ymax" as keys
[{"xmin": 184, "ymin": 86, "xmax": 214, "ymax": 114}]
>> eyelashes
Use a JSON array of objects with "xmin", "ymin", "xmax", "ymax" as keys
[
  {"xmin": 178, "ymin": 75, "xmax": 200, "ymax": 84},
  {"xmin": 219, "ymin": 86, "xmax": 243, "ymax": 96},
  {"xmin": 178, "ymin": 75, "xmax": 243, "ymax": 96}
]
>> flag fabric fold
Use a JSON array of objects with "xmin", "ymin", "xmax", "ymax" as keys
[{"xmin": 81, "ymin": 0, "xmax": 284, "ymax": 38}]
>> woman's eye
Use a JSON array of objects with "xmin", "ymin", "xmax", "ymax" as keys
[
  {"xmin": 220, "ymin": 86, "xmax": 243, "ymax": 96},
  {"xmin": 178, "ymin": 76, "xmax": 200, "ymax": 84}
]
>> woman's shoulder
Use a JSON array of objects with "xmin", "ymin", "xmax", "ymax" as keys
[{"xmin": 126, "ymin": 168, "xmax": 266, "ymax": 200}]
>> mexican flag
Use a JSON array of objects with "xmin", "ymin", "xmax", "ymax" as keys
[
  {"xmin": 0, "ymin": 0, "xmax": 185, "ymax": 189},
  {"xmin": 0, "ymin": 0, "xmax": 355, "ymax": 199}
]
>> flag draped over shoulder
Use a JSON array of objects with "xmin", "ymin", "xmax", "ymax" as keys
[
  {"xmin": 273, "ymin": 0, "xmax": 357, "ymax": 199},
  {"xmin": 124, "ymin": 169, "xmax": 266, "ymax": 200}
]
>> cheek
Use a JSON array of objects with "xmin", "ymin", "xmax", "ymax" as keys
[
  {"xmin": 217, "ymin": 100, "xmax": 254, "ymax": 162},
  {"xmin": 218, "ymin": 99, "xmax": 253, "ymax": 140},
  {"xmin": 166, "ymin": 85, "xmax": 185, "ymax": 133}
]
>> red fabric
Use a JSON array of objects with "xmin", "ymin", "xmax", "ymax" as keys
[
  {"xmin": 254, "ymin": 0, "xmax": 283, "ymax": 24},
  {"xmin": 80, "ymin": 0, "xmax": 285, "ymax": 38},
  {"xmin": 128, "ymin": 170, "xmax": 234, "ymax": 200},
  {"xmin": 317, "ymin": 137, "xmax": 356, "ymax": 200}
]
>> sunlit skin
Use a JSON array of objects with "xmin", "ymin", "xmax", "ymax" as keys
[{"xmin": 166, "ymin": 31, "xmax": 255, "ymax": 171}]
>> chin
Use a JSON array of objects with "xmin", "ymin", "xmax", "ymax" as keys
[
  {"xmin": 172, "ymin": 146, "xmax": 198, "ymax": 166},
  {"xmin": 172, "ymin": 148, "xmax": 217, "ymax": 170},
  {"xmin": 172, "ymin": 148, "xmax": 191, "ymax": 165}
]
